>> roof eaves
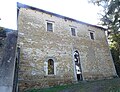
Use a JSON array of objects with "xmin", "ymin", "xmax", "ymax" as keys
[{"xmin": 17, "ymin": 2, "xmax": 107, "ymax": 31}]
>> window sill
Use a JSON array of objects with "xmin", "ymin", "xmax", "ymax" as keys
[{"xmin": 44, "ymin": 75, "xmax": 56, "ymax": 78}]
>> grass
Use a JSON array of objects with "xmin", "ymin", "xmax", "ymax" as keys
[
  {"xmin": 24, "ymin": 78, "xmax": 120, "ymax": 92},
  {"xmin": 24, "ymin": 84, "xmax": 72, "ymax": 92}
]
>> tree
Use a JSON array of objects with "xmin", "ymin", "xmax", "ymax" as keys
[
  {"xmin": 90, "ymin": 0, "xmax": 120, "ymax": 76},
  {"xmin": 0, "ymin": 27, "xmax": 6, "ymax": 47}
]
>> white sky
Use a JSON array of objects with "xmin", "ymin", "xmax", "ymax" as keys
[{"xmin": 0, "ymin": 0, "xmax": 102, "ymax": 30}]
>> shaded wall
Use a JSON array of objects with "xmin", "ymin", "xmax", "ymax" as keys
[{"xmin": 0, "ymin": 29, "xmax": 17, "ymax": 92}]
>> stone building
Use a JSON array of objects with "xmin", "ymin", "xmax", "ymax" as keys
[{"xmin": 17, "ymin": 3, "xmax": 117, "ymax": 91}]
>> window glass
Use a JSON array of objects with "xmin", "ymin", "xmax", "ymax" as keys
[
  {"xmin": 71, "ymin": 28, "xmax": 76, "ymax": 36},
  {"xmin": 47, "ymin": 22, "xmax": 53, "ymax": 32}
]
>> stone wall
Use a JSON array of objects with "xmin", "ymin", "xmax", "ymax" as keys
[{"xmin": 18, "ymin": 8, "xmax": 117, "ymax": 91}]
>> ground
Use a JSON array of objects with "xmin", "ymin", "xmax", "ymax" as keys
[{"xmin": 24, "ymin": 78, "xmax": 120, "ymax": 92}]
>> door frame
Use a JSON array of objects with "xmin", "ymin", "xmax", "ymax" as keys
[{"xmin": 72, "ymin": 50, "xmax": 83, "ymax": 81}]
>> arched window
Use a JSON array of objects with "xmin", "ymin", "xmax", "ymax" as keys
[
  {"xmin": 48, "ymin": 59, "xmax": 54, "ymax": 75},
  {"xmin": 73, "ymin": 50, "xmax": 83, "ymax": 81},
  {"xmin": 74, "ymin": 50, "xmax": 80, "ymax": 64}
]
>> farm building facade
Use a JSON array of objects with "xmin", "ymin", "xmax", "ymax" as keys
[{"xmin": 17, "ymin": 3, "xmax": 117, "ymax": 91}]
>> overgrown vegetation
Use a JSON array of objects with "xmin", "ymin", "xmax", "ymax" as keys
[
  {"xmin": 24, "ymin": 78, "xmax": 120, "ymax": 92},
  {"xmin": 90, "ymin": 0, "xmax": 120, "ymax": 76},
  {"xmin": 0, "ymin": 27, "xmax": 6, "ymax": 47}
]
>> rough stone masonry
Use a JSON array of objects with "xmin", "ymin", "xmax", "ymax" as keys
[{"xmin": 17, "ymin": 4, "xmax": 117, "ymax": 91}]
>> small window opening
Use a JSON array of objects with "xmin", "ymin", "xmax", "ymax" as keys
[
  {"xmin": 48, "ymin": 59, "xmax": 54, "ymax": 74},
  {"xmin": 90, "ymin": 32, "xmax": 94, "ymax": 40},
  {"xmin": 71, "ymin": 28, "xmax": 76, "ymax": 36},
  {"xmin": 47, "ymin": 22, "xmax": 53, "ymax": 32}
]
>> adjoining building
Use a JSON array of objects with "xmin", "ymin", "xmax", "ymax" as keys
[{"xmin": 17, "ymin": 2, "xmax": 117, "ymax": 91}]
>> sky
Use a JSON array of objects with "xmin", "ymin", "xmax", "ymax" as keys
[{"xmin": 0, "ymin": 0, "xmax": 103, "ymax": 30}]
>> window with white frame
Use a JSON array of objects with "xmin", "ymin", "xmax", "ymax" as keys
[
  {"xmin": 44, "ymin": 58, "xmax": 56, "ymax": 75},
  {"xmin": 46, "ymin": 22, "xmax": 54, "ymax": 32}
]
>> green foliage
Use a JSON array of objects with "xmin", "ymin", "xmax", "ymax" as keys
[
  {"xmin": 0, "ymin": 27, "xmax": 6, "ymax": 37},
  {"xmin": 110, "ymin": 42, "xmax": 120, "ymax": 76},
  {"xmin": 0, "ymin": 27, "xmax": 6, "ymax": 47},
  {"xmin": 24, "ymin": 78, "xmax": 120, "ymax": 92},
  {"xmin": 24, "ymin": 84, "xmax": 71, "ymax": 92}
]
